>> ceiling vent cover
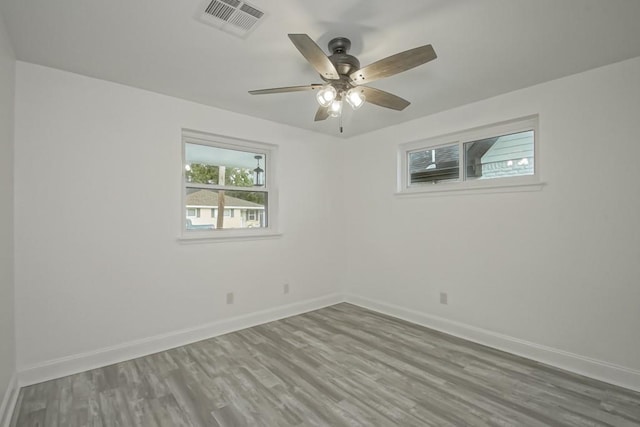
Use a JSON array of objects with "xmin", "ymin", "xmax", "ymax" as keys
[{"xmin": 199, "ymin": 0, "xmax": 266, "ymax": 38}]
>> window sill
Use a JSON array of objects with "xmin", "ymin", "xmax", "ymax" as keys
[
  {"xmin": 178, "ymin": 230, "xmax": 282, "ymax": 244},
  {"xmin": 395, "ymin": 180, "xmax": 545, "ymax": 198}
]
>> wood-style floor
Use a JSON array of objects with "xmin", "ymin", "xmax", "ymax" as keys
[{"xmin": 10, "ymin": 303, "xmax": 640, "ymax": 426}]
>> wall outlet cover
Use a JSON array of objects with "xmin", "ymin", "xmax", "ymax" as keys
[{"xmin": 439, "ymin": 292, "xmax": 448, "ymax": 305}]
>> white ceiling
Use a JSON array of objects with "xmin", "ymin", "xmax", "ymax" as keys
[{"xmin": 2, "ymin": 0, "xmax": 640, "ymax": 138}]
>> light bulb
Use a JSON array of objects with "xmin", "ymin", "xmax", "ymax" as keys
[
  {"xmin": 346, "ymin": 89, "xmax": 366, "ymax": 109},
  {"xmin": 316, "ymin": 85, "xmax": 337, "ymax": 107},
  {"xmin": 329, "ymin": 99, "xmax": 343, "ymax": 117}
]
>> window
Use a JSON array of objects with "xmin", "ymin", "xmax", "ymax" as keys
[
  {"xmin": 182, "ymin": 130, "xmax": 278, "ymax": 239},
  {"xmin": 398, "ymin": 116, "xmax": 540, "ymax": 194}
]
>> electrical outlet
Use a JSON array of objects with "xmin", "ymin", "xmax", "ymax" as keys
[
  {"xmin": 226, "ymin": 292, "xmax": 234, "ymax": 305},
  {"xmin": 440, "ymin": 292, "xmax": 448, "ymax": 305},
  {"xmin": 283, "ymin": 283, "xmax": 290, "ymax": 294}
]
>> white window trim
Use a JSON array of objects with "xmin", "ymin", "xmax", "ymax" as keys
[
  {"xmin": 396, "ymin": 115, "xmax": 544, "ymax": 197},
  {"xmin": 179, "ymin": 129, "xmax": 280, "ymax": 242}
]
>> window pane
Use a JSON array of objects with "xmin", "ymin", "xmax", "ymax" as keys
[
  {"xmin": 409, "ymin": 144, "xmax": 459, "ymax": 184},
  {"xmin": 464, "ymin": 130, "xmax": 534, "ymax": 181},
  {"xmin": 185, "ymin": 142, "xmax": 265, "ymax": 187},
  {"xmin": 185, "ymin": 188, "xmax": 267, "ymax": 230}
]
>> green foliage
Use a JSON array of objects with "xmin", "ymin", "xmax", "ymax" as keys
[
  {"xmin": 226, "ymin": 190, "xmax": 264, "ymax": 205},
  {"xmin": 186, "ymin": 163, "xmax": 219, "ymax": 184},
  {"xmin": 186, "ymin": 164, "xmax": 254, "ymax": 187},
  {"xmin": 186, "ymin": 163, "xmax": 264, "ymax": 205},
  {"xmin": 227, "ymin": 168, "xmax": 254, "ymax": 187}
]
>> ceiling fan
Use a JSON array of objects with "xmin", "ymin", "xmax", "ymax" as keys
[{"xmin": 249, "ymin": 34, "xmax": 437, "ymax": 130}]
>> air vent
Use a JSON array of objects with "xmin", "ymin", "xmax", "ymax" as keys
[{"xmin": 199, "ymin": 0, "xmax": 266, "ymax": 38}]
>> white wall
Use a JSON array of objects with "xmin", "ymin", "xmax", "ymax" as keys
[
  {"xmin": 343, "ymin": 57, "xmax": 640, "ymax": 373},
  {"xmin": 0, "ymin": 9, "xmax": 16, "ymax": 415},
  {"xmin": 11, "ymin": 51, "xmax": 640, "ymax": 391},
  {"xmin": 13, "ymin": 62, "xmax": 345, "ymax": 371}
]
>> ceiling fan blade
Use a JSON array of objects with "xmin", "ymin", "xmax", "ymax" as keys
[
  {"xmin": 288, "ymin": 34, "xmax": 340, "ymax": 80},
  {"xmin": 249, "ymin": 84, "xmax": 323, "ymax": 95},
  {"xmin": 358, "ymin": 86, "xmax": 411, "ymax": 111},
  {"xmin": 350, "ymin": 44, "xmax": 437, "ymax": 85},
  {"xmin": 314, "ymin": 106, "xmax": 330, "ymax": 121}
]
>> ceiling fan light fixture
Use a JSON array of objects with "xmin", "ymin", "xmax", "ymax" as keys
[
  {"xmin": 346, "ymin": 89, "xmax": 366, "ymax": 110},
  {"xmin": 328, "ymin": 99, "xmax": 343, "ymax": 117},
  {"xmin": 316, "ymin": 85, "xmax": 337, "ymax": 107}
]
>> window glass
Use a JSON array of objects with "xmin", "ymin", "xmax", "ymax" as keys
[
  {"xmin": 465, "ymin": 131, "xmax": 534, "ymax": 181},
  {"xmin": 185, "ymin": 188, "xmax": 266, "ymax": 230},
  {"xmin": 409, "ymin": 144, "xmax": 459, "ymax": 185},
  {"xmin": 185, "ymin": 143, "xmax": 265, "ymax": 187}
]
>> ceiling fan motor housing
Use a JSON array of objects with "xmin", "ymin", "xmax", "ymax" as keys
[{"xmin": 326, "ymin": 37, "xmax": 360, "ymax": 81}]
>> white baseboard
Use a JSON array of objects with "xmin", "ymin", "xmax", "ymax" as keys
[
  {"xmin": 0, "ymin": 374, "xmax": 18, "ymax": 427},
  {"xmin": 16, "ymin": 292, "xmax": 640, "ymax": 395},
  {"xmin": 345, "ymin": 294, "xmax": 640, "ymax": 393},
  {"xmin": 18, "ymin": 293, "xmax": 345, "ymax": 387}
]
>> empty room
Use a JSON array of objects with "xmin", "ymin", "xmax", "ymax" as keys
[{"xmin": 1, "ymin": 0, "xmax": 640, "ymax": 426}]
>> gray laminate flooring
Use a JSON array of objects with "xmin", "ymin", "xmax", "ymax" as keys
[{"xmin": 10, "ymin": 303, "xmax": 640, "ymax": 426}]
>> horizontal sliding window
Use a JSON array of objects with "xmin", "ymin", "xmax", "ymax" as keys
[{"xmin": 398, "ymin": 116, "xmax": 539, "ymax": 194}]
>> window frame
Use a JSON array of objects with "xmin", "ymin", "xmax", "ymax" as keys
[
  {"xmin": 397, "ymin": 115, "xmax": 543, "ymax": 196},
  {"xmin": 180, "ymin": 130, "xmax": 279, "ymax": 242}
]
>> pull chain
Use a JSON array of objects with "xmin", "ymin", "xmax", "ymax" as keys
[{"xmin": 339, "ymin": 112, "xmax": 343, "ymax": 134}]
